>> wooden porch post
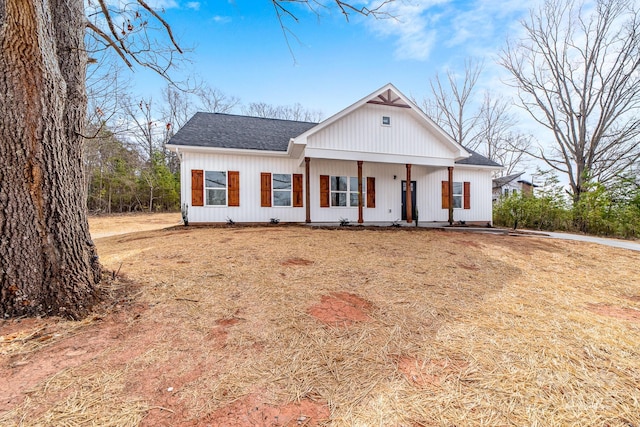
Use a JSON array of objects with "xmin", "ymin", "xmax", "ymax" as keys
[
  {"xmin": 448, "ymin": 166, "xmax": 454, "ymax": 225},
  {"xmin": 406, "ymin": 163, "xmax": 412, "ymax": 223},
  {"xmin": 357, "ymin": 161, "xmax": 363, "ymax": 224},
  {"xmin": 305, "ymin": 157, "xmax": 311, "ymax": 223}
]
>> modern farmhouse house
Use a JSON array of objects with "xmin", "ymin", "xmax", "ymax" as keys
[{"xmin": 167, "ymin": 84, "xmax": 502, "ymax": 225}]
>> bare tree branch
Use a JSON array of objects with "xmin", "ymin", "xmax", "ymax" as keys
[{"xmin": 500, "ymin": 0, "xmax": 640, "ymax": 202}]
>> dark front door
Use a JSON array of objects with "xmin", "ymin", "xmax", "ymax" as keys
[{"xmin": 401, "ymin": 181, "xmax": 417, "ymax": 221}]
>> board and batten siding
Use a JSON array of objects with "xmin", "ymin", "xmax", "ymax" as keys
[
  {"xmin": 179, "ymin": 153, "xmax": 493, "ymax": 224},
  {"xmin": 180, "ymin": 151, "xmax": 306, "ymax": 223},
  {"xmin": 306, "ymin": 104, "xmax": 455, "ymax": 162},
  {"xmin": 450, "ymin": 167, "xmax": 494, "ymax": 223}
]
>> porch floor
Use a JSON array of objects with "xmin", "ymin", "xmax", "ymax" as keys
[{"xmin": 304, "ymin": 221, "xmax": 507, "ymax": 234}]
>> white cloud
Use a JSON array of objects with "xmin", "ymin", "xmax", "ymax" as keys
[
  {"xmin": 364, "ymin": 0, "xmax": 539, "ymax": 62},
  {"xmin": 366, "ymin": 1, "xmax": 449, "ymax": 61},
  {"xmin": 186, "ymin": 1, "xmax": 200, "ymax": 10},
  {"xmin": 212, "ymin": 15, "xmax": 232, "ymax": 24},
  {"xmin": 141, "ymin": 0, "xmax": 178, "ymax": 9}
]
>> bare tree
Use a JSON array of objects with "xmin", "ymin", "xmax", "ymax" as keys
[
  {"xmin": 500, "ymin": 0, "xmax": 640, "ymax": 203},
  {"xmin": 421, "ymin": 60, "xmax": 530, "ymax": 174},
  {"xmin": 477, "ymin": 93, "xmax": 531, "ymax": 176},
  {"xmin": 196, "ymin": 86, "xmax": 240, "ymax": 115},
  {"xmin": 243, "ymin": 102, "xmax": 323, "ymax": 122},
  {"xmin": 426, "ymin": 59, "xmax": 484, "ymax": 151}
]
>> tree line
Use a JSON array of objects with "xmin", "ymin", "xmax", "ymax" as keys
[
  {"xmin": 493, "ymin": 169, "xmax": 640, "ymax": 238},
  {"xmin": 83, "ymin": 83, "xmax": 326, "ymax": 214}
]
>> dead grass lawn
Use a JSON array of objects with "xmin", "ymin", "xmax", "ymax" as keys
[{"xmin": 1, "ymin": 215, "xmax": 640, "ymax": 426}]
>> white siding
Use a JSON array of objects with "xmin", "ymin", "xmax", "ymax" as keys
[
  {"xmin": 448, "ymin": 167, "xmax": 494, "ymax": 224},
  {"xmin": 180, "ymin": 152, "xmax": 494, "ymax": 224},
  {"xmin": 307, "ymin": 104, "xmax": 455, "ymax": 161},
  {"xmin": 180, "ymin": 151, "xmax": 306, "ymax": 223}
]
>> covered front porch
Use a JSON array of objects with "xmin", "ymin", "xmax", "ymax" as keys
[{"xmin": 302, "ymin": 157, "xmax": 458, "ymax": 225}]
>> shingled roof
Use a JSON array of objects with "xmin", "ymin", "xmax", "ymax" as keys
[
  {"xmin": 455, "ymin": 147, "xmax": 502, "ymax": 167},
  {"xmin": 168, "ymin": 112, "xmax": 501, "ymax": 167},
  {"xmin": 168, "ymin": 112, "xmax": 318, "ymax": 151},
  {"xmin": 492, "ymin": 172, "xmax": 525, "ymax": 188}
]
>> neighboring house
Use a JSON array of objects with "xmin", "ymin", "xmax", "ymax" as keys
[
  {"xmin": 492, "ymin": 172, "xmax": 536, "ymax": 202},
  {"xmin": 167, "ymin": 83, "xmax": 502, "ymax": 225}
]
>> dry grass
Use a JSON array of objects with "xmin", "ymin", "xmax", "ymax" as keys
[
  {"xmin": 2, "ymin": 216, "xmax": 640, "ymax": 426},
  {"xmin": 87, "ymin": 212, "xmax": 181, "ymax": 238}
]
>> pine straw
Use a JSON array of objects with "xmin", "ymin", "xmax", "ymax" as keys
[
  {"xmin": 3, "ymin": 224, "xmax": 640, "ymax": 426},
  {"xmin": 1, "ymin": 369, "xmax": 148, "ymax": 426}
]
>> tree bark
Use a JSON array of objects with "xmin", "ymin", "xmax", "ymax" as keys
[{"xmin": 0, "ymin": 0, "xmax": 101, "ymax": 318}]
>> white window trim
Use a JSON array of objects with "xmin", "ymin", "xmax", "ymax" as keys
[
  {"xmin": 272, "ymin": 173, "xmax": 293, "ymax": 207},
  {"xmin": 330, "ymin": 176, "xmax": 365, "ymax": 208},
  {"xmin": 348, "ymin": 176, "xmax": 365, "ymax": 208},
  {"xmin": 205, "ymin": 170, "xmax": 228, "ymax": 207},
  {"xmin": 453, "ymin": 181, "xmax": 463, "ymax": 210},
  {"xmin": 330, "ymin": 176, "xmax": 348, "ymax": 207}
]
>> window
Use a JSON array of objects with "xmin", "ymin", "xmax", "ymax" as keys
[
  {"xmin": 349, "ymin": 177, "xmax": 365, "ymax": 207},
  {"xmin": 330, "ymin": 176, "xmax": 348, "ymax": 206},
  {"xmin": 504, "ymin": 188, "xmax": 509, "ymax": 196},
  {"xmin": 205, "ymin": 171, "xmax": 227, "ymax": 205},
  {"xmin": 442, "ymin": 180, "xmax": 470, "ymax": 210},
  {"xmin": 331, "ymin": 176, "xmax": 365, "ymax": 207},
  {"xmin": 273, "ymin": 174, "xmax": 292, "ymax": 207},
  {"xmin": 453, "ymin": 182, "xmax": 463, "ymax": 209},
  {"xmin": 382, "ymin": 116, "xmax": 391, "ymax": 126}
]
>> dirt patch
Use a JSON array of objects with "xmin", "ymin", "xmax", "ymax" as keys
[
  {"xmin": 281, "ymin": 258, "xmax": 314, "ymax": 266},
  {"xmin": 587, "ymin": 303, "xmax": 640, "ymax": 322},
  {"xmin": 452, "ymin": 239, "xmax": 482, "ymax": 248},
  {"xmin": 397, "ymin": 357, "xmax": 469, "ymax": 388},
  {"xmin": 308, "ymin": 292, "xmax": 373, "ymax": 325},
  {"xmin": 206, "ymin": 317, "xmax": 242, "ymax": 346},
  {"xmin": 89, "ymin": 212, "xmax": 181, "ymax": 239},
  {"xmin": 0, "ymin": 309, "xmax": 140, "ymax": 411},
  {"xmin": 195, "ymin": 393, "xmax": 329, "ymax": 427}
]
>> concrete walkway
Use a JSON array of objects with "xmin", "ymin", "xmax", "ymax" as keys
[
  {"xmin": 537, "ymin": 231, "xmax": 640, "ymax": 252},
  {"xmin": 305, "ymin": 221, "xmax": 640, "ymax": 252}
]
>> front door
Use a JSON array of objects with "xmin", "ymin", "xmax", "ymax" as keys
[{"xmin": 401, "ymin": 181, "xmax": 417, "ymax": 221}]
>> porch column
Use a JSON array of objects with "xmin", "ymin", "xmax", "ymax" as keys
[
  {"xmin": 305, "ymin": 157, "xmax": 311, "ymax": 223},
  {"xmin": 357, "ymin": 161, "xmax": 364, "ymax": 224},
  {"xmin": 406, "ymin": 163, "xmax": 412, "ymax": 223},
  {"xmin": 448, "ymin": 166, "xmax": 454, "ymax": 225}
]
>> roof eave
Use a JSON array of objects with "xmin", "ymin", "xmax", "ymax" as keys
[{"xmin": 165, "ymin": 144, "xmax": 289, "ymax": 157}]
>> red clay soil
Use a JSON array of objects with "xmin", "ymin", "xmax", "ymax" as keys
[
  {"xmin": 307, "ymin": 292, "xmax": 373, "ymax": 325},
  {"xmin": 0, "ymin": 304, "xmax": 148, "ymax": 413},
  {"xmin": 193, "ymin": 393, "xmax": 329, "ymax": 427},
  {"xmin": 587, "ymin": 303, "xmax": 640, "ymax": 322},
  {"xmin": 397, "ymin": 357, "xmax": 469, "ymax": 389},
  {"xmin": 625, "ymin": 295, "xmax": 640, "ymax": 303}
]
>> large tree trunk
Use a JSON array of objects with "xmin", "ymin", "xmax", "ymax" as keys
[{"xmin": 0, "ymin": 0, "xmax": 101, "ymax": 318}]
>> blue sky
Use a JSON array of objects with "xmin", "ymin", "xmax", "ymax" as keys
[{"xmin": 130, "ymin": 0, "xmax": 535, "ymax": 118}]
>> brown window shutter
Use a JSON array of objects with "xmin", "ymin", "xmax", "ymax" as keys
[
  {"xmin": 261, "ymin": 173, "xmax": 272, "ymax": 207},
  {"xmin": 366, "ymin": 177, "xmax": 376, "ymax": 208},
  {"xmin": 441, "ymin": 181, "xmax": 450, "ymax": 209},
  {"xmin": 191, "ymin": 170, "xmax": 204, "ymax": 207},
  {"xmin": 228, "ymin": 171, "xmax": 240, "ymax": 207},
  {"xmin": 464, "ymin": 181, "xmax": 471, "ymax": 209},
  {"xmin": 320, "ymin": 175, "xmax": 330, "ymax": 208},
  {"xmin": 293, "ymin": 174, "xmax": 303, "ymax": 207}
]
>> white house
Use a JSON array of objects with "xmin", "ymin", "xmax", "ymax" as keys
[
  {"xmin": 167, "ymin": 84, "xmax": 502, "ymax": 225},
  {"xmin": 492, "ymin": 173, "xmax": 536, "ymax": 202}
]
